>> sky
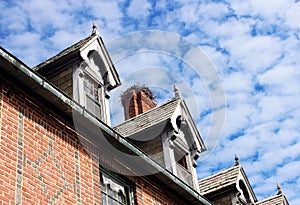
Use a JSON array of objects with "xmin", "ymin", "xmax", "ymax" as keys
[{"xmin": 0, "ymin": 0, "xmax": 299, "ymax": 204}]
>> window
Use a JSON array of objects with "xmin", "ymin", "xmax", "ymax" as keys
[
  {"xmin": 83, "ymin": 77, "xmax": 102, "ymax": 119},
  {"xmin": 173, "ymin": 148, "xmax": 193, "ymax": 186},
  {"xmin": 174, "ymin": 149, "xmax": 188, "ymax": 170},
  {"xmin": 100, "ymin": 171, "xmax": 134, "ymax": 205}
]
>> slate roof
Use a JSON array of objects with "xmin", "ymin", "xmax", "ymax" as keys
[
  {"xmin": 198, "ymin": 165, "xmax": 240, "ymax": 195},
  {"xmin": 33, "ymin": 34, "xmax": 95, "ymax": 71},
  {"xmin": 256, "ymin": 194, "xmax": 289, "ymax": 205},
  {"xmin": 114, "ymin": 97, "xmax": 181, "ymax": 137}
]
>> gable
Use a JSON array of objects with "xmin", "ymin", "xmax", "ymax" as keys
[
  {"xmin": 114, "ymin": 98, "xmax": 180, "ymax": 138},
  {"xmin": 199, "ymin": 165, "xmax": 257, "ymax": 203},
  {"xmin": 237, "ymin": 168, "xmax": 257, "ymax": 203},
  {"xmin": 79, "ymin": 36, "xmax": 120, "ymax": 90},
  {"xmin": 33, "ymin": 35, "xmax": 94, "ymax": 73},
  {"xmin": 199, "ymin": 165, "xmax": 240, "ymax": 195},
  {"xmin": 33, "ymin": 33, "xmax": 121, "ymax": 91},
  {"xmin": 256, "ymin": 194, "xmax": 289, "ymax": 205},
  {"xmin": 176, "ymin": 100, "xmax": 206, "ymax": 153},
  {"xmin": 114, "ymin": 97, "xmax": 206, "ymax": 152}
]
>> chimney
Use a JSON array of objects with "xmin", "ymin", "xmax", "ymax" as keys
[{"xmin": 121, "ymin": 85, "xmax": 156, "ymax": 120}]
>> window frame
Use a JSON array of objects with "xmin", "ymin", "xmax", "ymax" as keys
[
  {"xmin": 100, "ymin": 167, "xmax": 135, "ymax": 205},
  {"xmin": 174, "ymin": 148, "xmax": 188, "ymax": 170},
  {"xmin": 83, "ymin": 76, "xmax": 103, "ymax": 120},
  {"xmin": 77, "ymin": 66, "xmax": 106, "ymax": 121}
]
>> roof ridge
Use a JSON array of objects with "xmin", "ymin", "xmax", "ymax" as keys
[
  {"xmin": 33, "ymin": 34, "xmax": 96, "ymax": 70},
  {"xmin": 198, "ymin": 165, "xmax": 240, "ymax": 183},
  {"xmin": 255, "ymin": 193, "xmax": 284, "ymax": 204}
]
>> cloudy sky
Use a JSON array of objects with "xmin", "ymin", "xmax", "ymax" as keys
[{"xmin": 1, "ymin": 0, "xmax": 299, "ymax": 204}]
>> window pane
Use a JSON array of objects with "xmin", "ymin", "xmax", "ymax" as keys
[
  {"xmin": 118, "ymin": 192, "xmax": 126, "ymax": 204},
  {"xmin": 108, "ymin": 187, "xmax": 114, "ymax": 197},
  {"xmin": 108, "ymin": 197, "xmax": 115, "ymax": 205},
  {"xmin": 101, "ymin": 193, "xmax": 107, "ymax": 205},
  {"xmin": 84, "ymin": 78, "xmax": 100, "ymax": 101},
  {"xmin": 101, "ymin": 172, "xmax": 131, "ymax": 205},
  {"xmin": 86, "ymin": 95, "xmax": 101, "ymax": 119}
]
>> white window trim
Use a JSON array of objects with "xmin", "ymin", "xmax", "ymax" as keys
[
  {"xmin": 78, "ymin": 69, "xmax": 106, "ymax": 122},
  {"xmin": 100, "ymin": 169, "xmax": 135, "ymax": 205}
]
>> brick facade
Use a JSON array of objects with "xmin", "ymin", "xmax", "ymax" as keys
[
  {"xmin": 130, "ymin": 176, "xmax": 188, "ymax": 205},
  {"xmin": 0, "ymin": 71, "xmax": 199, "ymax": 204},
  {"xmin": 0, "ymin": 80, "xmax": 100, "ymax": 204}
]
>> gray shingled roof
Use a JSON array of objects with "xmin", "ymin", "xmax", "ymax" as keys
[
  {"xmin": 114, "ymin": 98, "xmax": 181, "ymax": 137},
  {"xmin": 198, "ymin": 165, "xmax": 240, "ymax": 195},
  {"xmin": 33, "ymin": 34, "xmax": 95, "ymax": 71},
  {"xmin": 256, "ymin": 194, "xmax": 289, "ymax": 205}
]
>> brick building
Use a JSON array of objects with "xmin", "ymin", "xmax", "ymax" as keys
[{"xmin": 0, "ymin": 24, "xmax": 289, "ymax": 204}]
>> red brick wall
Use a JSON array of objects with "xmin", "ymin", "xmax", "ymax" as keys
[
  {"xmin": 136, "ymin": 91, "xmax": 156, "ymax": 114},
  {"xmin": 122, "ymin": 89, "xmax": 157, "ymax": 120},
  {"xmin": 0, "ymin": 79, "xmax": 192, "ymax": 205},
  {"xmin": 0, "ymin": 82, "xmax": 101, "ymax": 204},
  {"xmin": 128, "ymin": 91, "xmax": 139, "ymax": 119},
  {"xmin": 131, "ymin": 176, "xmax": 188, "ymax": 205}
]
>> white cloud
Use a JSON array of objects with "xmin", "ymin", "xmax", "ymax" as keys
[
  {"xmin": 231, "ymin": 0, "xmax": 292, "ymax": 21},
  {"xmin": 223, "ymin": 35, "xmax": 283, "ymax": 73},
  {"xmin": 285, "ymin": 2, "xmax": 300, "ymax": 30},
  {"xmin": 1, "ymin": 0, "xmax": 300, "ymax": 203},
  {"xmin": 19, "ymin": 0, "xmax": 74, "ymax": 32},
  {"xmin": 0, "ymin": 3, "xmax": 27, "ymax": 33},
  {"xmin": 127, "ymin": 0, "xmax": 151, "ymax": 19},
  {"xmin": 177, "ymin": 2, "xmax": 200, "ymax": 24},
  {"xmin": 257, "ymin": 95, "xmax": 298, "ymax": 122},
  {"xmin": 258, "ymin": 64, "xmax": 300, "ymax": 94},
  {"xmin": 86, "ymin": 0, "xmax": 123, "ymax": 39},
  {"xmin": 3, "ymin": 32, "xmax": 51, "ymax": 66}
]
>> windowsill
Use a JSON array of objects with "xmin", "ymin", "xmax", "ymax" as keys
[{"xmin": 176, "ymin": 163, "xmax": 193, "ymax": 186}]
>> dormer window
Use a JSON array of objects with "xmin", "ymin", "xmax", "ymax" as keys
[
  {"xmin": 173, "ymin": 144, "xmax": 193, "ymax": 186},
  {"xmin": 75, "ymin": 59, "xmax": 108, "ymax": 122},
  {"xmin": 115, "ymin": 85, "xmax": 206, "ymax": 191},
  {"xmin": 33, "ymin": 23, "xmax": 121, "ymax": 125}
]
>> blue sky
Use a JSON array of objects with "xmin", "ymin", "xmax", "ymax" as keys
[{"xmin": 1, "ymin": 0, "xmax": 300, "ymax": 204}]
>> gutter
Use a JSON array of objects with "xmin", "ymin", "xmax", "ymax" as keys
[{"xmin": 0, "ymin": 46, "xmax": 212, "ymax": 205}]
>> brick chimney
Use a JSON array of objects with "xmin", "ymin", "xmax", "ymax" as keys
[{"xmin": 121, "ymin": 85, "xmax": 156, "ymax": 120}]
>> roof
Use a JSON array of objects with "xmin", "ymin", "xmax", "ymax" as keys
[
  {"xmin": 198, "ymin": 165, "xmax": 240, "ymax": 195},
  {"xmin": 114, "ymin": 97, "xmax": 181, "ymax": 137},
  {"xmin": 256, "ymin": 194, "xmax": 289, "ymax": 205},
  {"xmin": 0, "ymin": 46, "xmax": 212, "ymax": 205},
  {"xmin": 32, "ymin": 26, "xmax": 121, "ymax": 90},
  {"xmin": 33, "ymin": 34, "xmax": 95, "ymax": 71}
]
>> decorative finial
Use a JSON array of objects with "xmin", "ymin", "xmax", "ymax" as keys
[
  {"xmin": 92, "ymin": 22, "xmax": 99, "ymax": 35},
  {"xmin": 235, "ymin": 154, "xmax": 240, "ymax": 166},
  {"xmin": 174, "ymin": 84, "xmax": 182, "ymax": 99},
  {"xmin": 277, "ymin": 183, "xmax": 283, "ymax": 195}
]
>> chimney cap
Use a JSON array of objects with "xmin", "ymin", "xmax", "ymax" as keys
[{"xmin": 122, "ymin": 85, "xmax": 155, "ymax": 100}]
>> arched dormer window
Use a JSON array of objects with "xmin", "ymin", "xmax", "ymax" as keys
[{"xmin": 239, "ymin": 180, "xmax": 252, "ymax": 204}]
